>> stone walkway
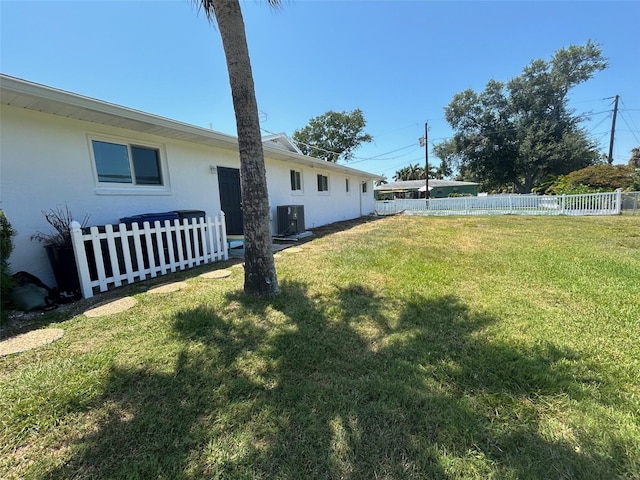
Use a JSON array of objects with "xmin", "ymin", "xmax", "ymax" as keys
[{"xmin": 2, "ymin": 245, "xmax": 306, "ymax": 356}]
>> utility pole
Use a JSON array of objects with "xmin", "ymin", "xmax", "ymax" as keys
[
  {"xmin": 424, "ymin": 122, "xmax": 429, "ymax": 199},
  {"xmin": 608, "ymin": 94, "xmax": 619, "ymax": 164}
]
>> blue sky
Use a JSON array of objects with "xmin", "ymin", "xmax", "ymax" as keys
[{"xmin": 2, "ymin": 0, "xmax": 639, "ymax": 180}]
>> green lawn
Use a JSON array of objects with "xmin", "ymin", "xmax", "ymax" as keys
[{"xmin": 1, "ymin": 215, "xmax": 639, "ymax": 479}]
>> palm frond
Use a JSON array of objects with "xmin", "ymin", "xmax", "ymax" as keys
[{"xmin": 194, "ymin": 0, "xmax": 281, "ymax": 24}]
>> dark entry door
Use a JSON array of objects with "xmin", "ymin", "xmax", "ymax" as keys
[{"xmin": 218, "ymin": 167, "xmax": 243, "ymax": 235}]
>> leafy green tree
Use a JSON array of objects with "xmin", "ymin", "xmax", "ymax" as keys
[
  {"xmin": 292, "ymin": 109, "xmax": 373, "ymax": 162},
  {"xmin": 433, "ymin": 160, "xmax": 451, "ymax": 180},
  {"xmin": 629, "ymin": 147, "xmax": 640, "ymax": 168},
  {"xmin": 197, "ymin": 0, "xmax": 279, "ymax": 296},
  {"xmin": 436, "ymin": 42, "xmax": 607, "ymax": 193}
]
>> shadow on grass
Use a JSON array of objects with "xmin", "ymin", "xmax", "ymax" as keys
[
  {"xmin": 2, "ymin": 217, "xmax": 382, "ymax": 340},
  {"xmin": 41, "ymin": 281, "xmax": 624, "ymax": 479}
]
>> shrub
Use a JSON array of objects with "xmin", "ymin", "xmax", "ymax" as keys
[
  {"xmin": 31, "ymin": 204, "xmax": 89, "ymax": 247},
  {"xmin": 631, "ymin": 169, "xmax": 640, "ymax": 191},
  {"xmin": 1, "ymin": 210, "xmax": 16, "ymax": 320},
  {"xmin": 546, "ymin": 164, "xmax": 635, "ymax": 194}
]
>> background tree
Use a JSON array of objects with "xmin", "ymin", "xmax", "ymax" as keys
[
  {"xmin": 629, "ymin": 147, "xmax": 640, "ymax": 168},
  {"xmin": 435, "ymin": 42, "xmax": 607, "ymax": 193},
  {"xmin": 198, "ymin": 0, "xmax": 279, "ymax": 296},
  {"xmin": 394, "ymin": 164, "xmax": 422, "ymax": 181},
  {"xmin": 630, "ymin": 147, "xmax": 640, "ymax": 190},
  {"xmin": 393, "ymin": 163, "xmax": 438, "ymax": 181},
  {"xmin": 375, "ymin": 175, "xmax": 388, "ymax": 186},
  {"xmin": 292, "ymin": 109, "xmax": 373, "ymax": 162}
]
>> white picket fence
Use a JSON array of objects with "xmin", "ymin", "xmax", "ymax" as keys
[
  {"xmin": 375, "ymin": 191, "xmax": 623, "ymax": 217},
  {"xmin": 70, "ymin": 213, "xmax": 228, "ymax": 298}
]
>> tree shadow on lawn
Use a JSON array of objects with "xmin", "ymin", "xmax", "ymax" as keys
[{"xmin": 42, "ymin": 282, "xmax": 625, "ymax": 479}]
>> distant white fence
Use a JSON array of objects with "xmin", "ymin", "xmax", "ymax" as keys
[
  {"xmin": 375, "ymin": 191, "xmax": 623, "ymax": 217},
  {"xmin": 70, "ymin": 213, "xmax": 228, "ymax": 298}
]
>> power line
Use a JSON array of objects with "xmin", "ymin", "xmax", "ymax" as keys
[
  {"xmin": 264, "ymin": 101, "xmax": 630, "ymax": 169},
  {"xmin": 620, "ymin": 99, "xmax": 640, "ymax": 145},
  {"xmin": 349, "ymin": 145, "xmax": 421, "ymax": 164},
  {"xmin": 587, "ymin": 112, "xmax": 612, "ymax": 134},
  {"xmin": 618, "ymin": 114, "xmax": 640, "ymax": 146}
]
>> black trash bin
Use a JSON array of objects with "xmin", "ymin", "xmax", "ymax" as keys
[
  {"xmin": 120, "ymin": 212, "xmax": 180, "ymax": 269},
  {"xmin": 173, "ymin": 210, "xmax": 206, "ymax": 258},
  {"xmin": 173, "ymin": 210, "xmax": 206, "ymax": 222}
]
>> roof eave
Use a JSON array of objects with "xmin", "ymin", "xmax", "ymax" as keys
[{"xmin": 1, "ymin": 73, "xmax": 383, "ymax": 180}]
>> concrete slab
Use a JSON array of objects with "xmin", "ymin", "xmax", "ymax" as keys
[
  {"xmin": 0, "ymin": 328, "xmax": 64, "ymax": 356},
  {"xmin": 84, "ymin": 297, "xmax": 138, "ymax": 318},
  {"xmin": 200, "ymin": 269, "xmax": 232, "ymax": 279},
  {"xmin": 147, "ymin": 281, "xmax": 188, "ymax": 294}
]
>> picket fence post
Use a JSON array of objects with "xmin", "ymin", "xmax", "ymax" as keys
[
  {"xmin": 70, "ymin": 220, "xmax": 94, "ymax": 299},
  {"xmin": 220, "ymin": 211, "xmax": 229, "ymax": 260},
  {"xmin": 615, "ymin": 190, "xmax": 622, "ymax": 214}
]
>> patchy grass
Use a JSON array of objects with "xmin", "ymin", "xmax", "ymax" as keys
[{"xmin": 1, "ymin": 215, "xmax": 639, "ymax": 479}]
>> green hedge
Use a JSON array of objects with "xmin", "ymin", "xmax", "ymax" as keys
[{"xmin": 1, "ymin": 210, "xmax": 16, "ymax": 321}]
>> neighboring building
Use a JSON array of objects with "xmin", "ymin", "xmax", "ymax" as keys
[
  {"xmin": 375, "ymin": 179, "xmax": 479, "ymax": 200},
  {"xmin": 0, "ymin": 74, "xmax": 382, "ymax": 287}
]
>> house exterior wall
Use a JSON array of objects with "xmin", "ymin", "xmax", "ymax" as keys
[
  {"xmin": 0, "ymin": 105, "xmax": 375, "ymax": 287},
  {"xmin": 266, "ymin": 163, "xmax": 373, "ymax": 231}
]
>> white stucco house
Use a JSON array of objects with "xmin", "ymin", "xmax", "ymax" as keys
[{"xmin": 0, "ymin": 74, "xmax": 382, "ymax": 288}]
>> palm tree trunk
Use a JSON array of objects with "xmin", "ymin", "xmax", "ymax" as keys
[{"xmin": 212, "ymin": 0, "xmax": 279, "ymax": 296}]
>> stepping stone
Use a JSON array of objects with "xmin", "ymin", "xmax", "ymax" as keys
[
  {"xmin": 147, "ymin": 281, "xmax": 188, "ymax": 294},
  {"xmin": 84, "ymin": 297, "xmax": 137, "ymax": 318},
  {"xmin": 231, "ymin": 263, "xmax": 244, "ymax": 269},
  {"xmin": 0, "ymin": 328, "xmax": 64, "ymax": 357},
  {"xmin": 200, "ymin": 269, "xmax": 232, "ymax": 279}
]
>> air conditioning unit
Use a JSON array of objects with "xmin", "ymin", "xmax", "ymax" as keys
[{"xmin": 277, "ymin": 205, "xmax": 305, "ymax": 236}]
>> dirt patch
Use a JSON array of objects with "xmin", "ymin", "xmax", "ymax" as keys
[{"xmin": 0, "ymin": 328, "xmax": 64, "ymax": 356}]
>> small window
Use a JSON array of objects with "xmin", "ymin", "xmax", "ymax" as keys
[
  {"xmin": 317, "ymin": 174, "xmax": 329, "ymax": 192},
  {"xmin": 92, "ymin": 140, "xmax": 162, "ymax": 185},
  {"xmin": 345, "ymin": 178, "xmax": 350, "ymax": 193},
  {"xmin": 290, "ymin": 170, "xmax": 302, "ymax": 191},
  {"xmin": 362, "ymin": 182, "xmax": 368, "ymax": 193}
]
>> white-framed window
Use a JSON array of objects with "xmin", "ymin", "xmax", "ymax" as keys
[
  {"xmin": 317, "ymin": 174, "xmax": 329, "ymax": 193},
  {"xmin": 345, "ymin": 178, "xmax": 350, "ymax": 194},
  {"xmin": 88, "ymin": 135, "xmax": 170, "ymax": 195},
  {"xmin": 290, "ymin": 169, "xmax": 303, "ymax": 193},
  {"xmin": 362, "ymin": 181, "xmax": 368, "ymax": 193}
]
